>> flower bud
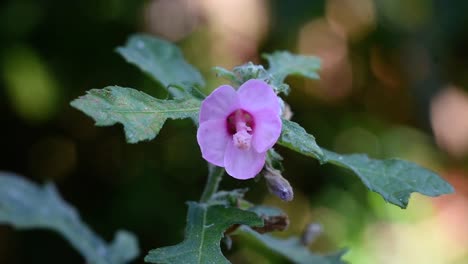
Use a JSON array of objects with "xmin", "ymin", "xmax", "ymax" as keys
[{"xmin": 263, "ymin": 167, "xmax": 294, "ymax": 201}]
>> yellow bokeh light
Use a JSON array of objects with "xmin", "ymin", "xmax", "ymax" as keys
[{"xmin": 2, "ymin": 45, "xmax": 60, "ymax": 123}]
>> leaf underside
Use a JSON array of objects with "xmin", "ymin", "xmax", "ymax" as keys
[
  {"xmin": 0, "ymin": 172, "xmax": 139, "ymax": 264},
  {"xmin": 238, "ymin": 226, "xmax": 347, "ymax": 264},
  {"xmin": 116, "ymin": 34, "xmax": 205, "ymax": 90}
]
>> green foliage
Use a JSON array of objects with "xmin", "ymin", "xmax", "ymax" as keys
[
  {"xmin": 209, "ymin": 188, "xmax": 249, "ymax": 207},
  {"xmin": 212, "ymin": 66, "xmax": 243, "ymax": 86},
  {"xmin": 267, "ymin": 148, "xmax": 285, "ymax": 171},
  {"xmin": 70, "ymin": 86, "xmax": 200, "ymax": 143},
  {"xmin": 248, "ymin": 205, "xmax": 285, "ymax": 218},
  {"xmin": 116, "ymin": 34, "xmax": 205, "ymax": 91},
  {"xmin": 277, "ymin": 119, "xmax": 453, "ymax": 208},
  {"xmin": 237, "ymin": 226, "xmax": 346, "ymax": 264},
  {"xmin": 213, "ymin": 63, "xmax": 270, "ymax": 87},
  {"xmin": 322, "ymin": 149, "xmax": 455, "ymax": 208},
  {"xmin": 263, "ymin": 51, "xmax": 321, "ymax": 83},
  {"xmin": 213, "ymin": 51, "xmax": 320, "ymax": 95},
  {"xmin": 66, "ymin": 34, "xmax": 455, "ymax": 264},
  {"xmin": 263, "ymin": 51, "xmax": 321, "ymax": 95},
  {"xmin": 277, "ymin": 119, "xmax": 326, "ymax": 162},
  {"xmin": 144, "ymin": 202, "xmax": 263, "ymax": 264},
  {"xmin": 0, "ymin": 172, "xmax": 139, "ymax": 264}
]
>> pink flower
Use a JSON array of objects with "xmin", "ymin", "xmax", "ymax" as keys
[{"xmin": 197, "ymin": 79, "xmax": 282, "ymax": 179}]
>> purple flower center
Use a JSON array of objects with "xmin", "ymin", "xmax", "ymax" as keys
[{"xmin": 226, "ymin": 109, "xmax": 255, "ymax": 150}]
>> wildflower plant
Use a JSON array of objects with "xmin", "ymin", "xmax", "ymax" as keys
[{"xmin": 0, "ymin": 34, "xmax": 454, "ymax": 263}]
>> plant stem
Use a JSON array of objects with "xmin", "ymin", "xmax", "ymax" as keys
[{"xmin": 200, "ymin": 164, "xmax": 224, "ymax": 202}]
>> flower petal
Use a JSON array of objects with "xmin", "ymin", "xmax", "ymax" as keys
[
  {"xmin": 200, "ymin": 85, "xmax": 240, "ymax": 123},
  {"xmin": 237, "ymin": 79, "xmax": 280, "ymax": 115},
  {"xmin": 224, "ymin": 141, "xmax": 266, "ymax": 180},
  {"xmin": 252, "ymin": 109, "xmax": 282, "ymax": 153},
  {"xmin": 197, "ymin": 119, "xmax": 230, "ymax": 166}
]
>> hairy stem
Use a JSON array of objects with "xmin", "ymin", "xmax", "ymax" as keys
[{"xmin": 200, "ymin": 164, "xmax": 224, "ymax": 202}]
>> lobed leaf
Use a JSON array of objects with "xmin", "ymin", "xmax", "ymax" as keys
[
  {"xmin": 322, "ymin": 149, "xmax": 455, "ymax": 208},
  {"xmin": 277, "ymin": 120, "xmax": 454, "ymax": 208},
  {"xmin": 145, "ymin": 202, "xmax": 263, "ymax": 264},
  {"xmin": 70, "ymin": 86, "xmax": 200, "ymax": 143},
  {"xmin": 116, "ymin": 34, "xmax": 205, "ymax": 91},
  {"xmin": 237, "ymin": 226, "xmax": 346, "ymax": 264},
  {"xmin": 213, "ymin": 63, "xmax": 290, "ymax": 94},
  {"xmin": 213, "ymin": 52, "xmax": 320, "ymax": 95},
  {"xmin": 213, "ymin": 63, "xmax": 269, "ymax": 87},
  {"xmin": 0, "ymin": 172, "xmax": 139, "ymax": 264}
]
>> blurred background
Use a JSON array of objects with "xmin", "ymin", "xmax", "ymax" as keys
[{"xmin": 1, "ymin": 0, "xmax": 468, "ymax": 263}]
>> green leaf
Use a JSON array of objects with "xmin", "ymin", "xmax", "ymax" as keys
[
  {"xmin": 70, "ymin": 86, "xmax": 200, "ymax": 143},
  {"xmin": 212, "ymin": 66, "xmax": 242, "ymax": 85},
  {"xmin": 213, "ymin": 62, "xmax": 290, "ymax": 94},
  {"xmin": 267, "ymin": 148, "xmax": 285, "ymax": 171},
  {"xmin": 145, "ymin": 202, "xmax": 263, "ymax": 264},
  {"xmin": 263, "ymin": 51, "xmax": 321, "ymax": 95},
  {"xmin": 248, "ymin": 206, "xmax": 285, "ymax": 219},
  {"xmin": 0, "ymin": 172, "xmax": 139, "ymax": 264},
  {"xmin": 277, "ymin": 119, "xmax": 326, "ymax": 163},
  {"xmin": 322, "ymin": 149, "xmax": 455, "ymax": 208},
  {"xmin": 213, "ymin": 63, "xmax": 268, "ymax": 86},
  {"xmin": 116, "ymin": 34, "xmax": 205, "ymax": 91},
  {"xmin": 213, "ymin": 52, "xmax": 321, "ymax": 95},
  {"xmin": 237, "ymin": 226, "xmax": 346, "ymax": 264},
  {"xmin": 263, "ymin": 51, "xmax": 321, "ymax": 82},
  {"xmin": 209, "ymin": 189, "xmax": 249, "ymax": 206},
  {"xmin": 276, "ymin": 121, "xmax": 453, "ymax": 208}
]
